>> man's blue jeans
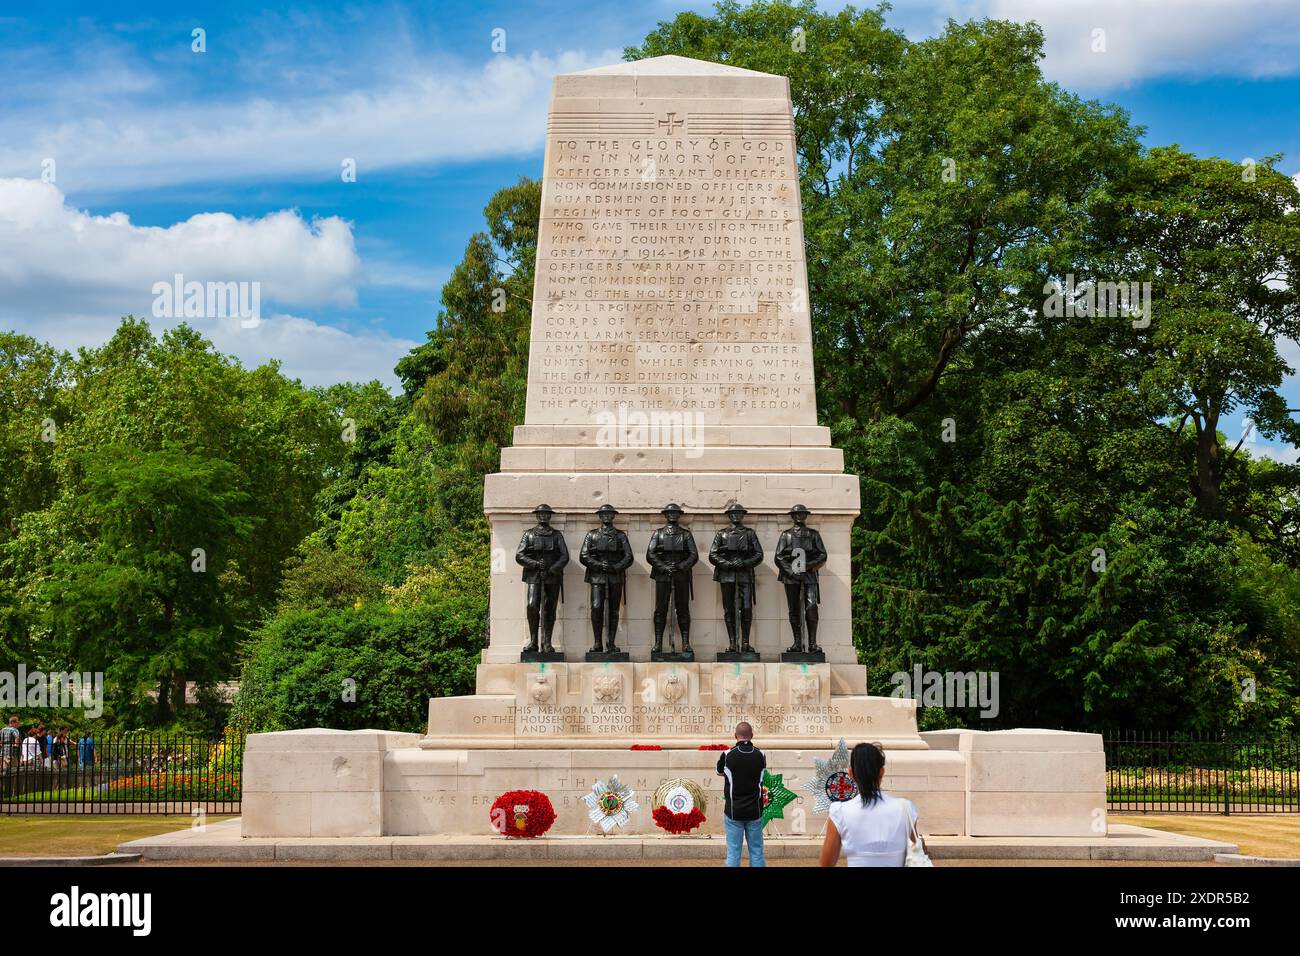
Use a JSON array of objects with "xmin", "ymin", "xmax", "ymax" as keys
[{"xmin": 724, "ymin": 815, "xmax": 766, "ymax": 867}]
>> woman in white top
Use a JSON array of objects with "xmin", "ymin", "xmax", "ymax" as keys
[
  {"xmin": 818, "ymin": 741, "xmax": 920, "ymax": 867},
  {"xmin": 21, "ymin": 731, "xmax": 40, "ymax": 764}
]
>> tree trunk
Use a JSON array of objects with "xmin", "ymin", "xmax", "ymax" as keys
[{"xmin": 1194, "ymin": 415, "xmax": 1221, "ymax": 515}]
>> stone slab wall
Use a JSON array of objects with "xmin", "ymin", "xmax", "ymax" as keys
[{"xmin": 922, "ymin": 728, "xmax": 1106, "ymax": 837}]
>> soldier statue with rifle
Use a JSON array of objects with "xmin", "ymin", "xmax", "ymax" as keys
[
  {"xmin": 579, "ymin": 504, "xmax": 634, "ymax": 658},
  {"xmin": 708, "ymin": 502, "xmax": 763, "ymax": 658},
  {"xmin": 774, "ymin": 504, "xmax": 827, "ymax": 659},
  {"xmin": 515, "ymin": 503, "xmax": 569, "ymax": 658},
  {"xmin": 646, "ymin": 503, "xmax": 698, "ymax": 658}
]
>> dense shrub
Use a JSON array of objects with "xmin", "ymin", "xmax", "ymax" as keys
[{"xmin": 233, "ymin": 596, "xmax": 485, "ymax": 733}]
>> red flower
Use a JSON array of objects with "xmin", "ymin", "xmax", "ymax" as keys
[
  {"xmin": 697, "ymin": 744, "xmax": 728, "ymax": 751},
  {"xmin": 488, "ymin": 790, "xmax": 557, "ymax": 839},
  {"xmin": 630, "ymin": 744, "xmax": 662, "ymax": 751},
  {"xmin": 653, "ymin": 806, "xmax": 706, "ymax": 834}
]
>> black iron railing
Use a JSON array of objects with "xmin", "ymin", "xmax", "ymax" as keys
[
  {"xmin": 0, "ymin": 731, "xmax": 243, "ymax": 815},
  {"xmin": 1103, "ymin": 729, "xmax": 1299, "ymax": 814}
]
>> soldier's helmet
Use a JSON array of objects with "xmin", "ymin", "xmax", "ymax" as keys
[
  {"xmin": 595, "ymin": 504, "xmax": 618, "ymax": 517},
  {"xmin": 789, "ymin": 504, "xmax": 811, "ymax": 517},
  {"xmin": 533, "ymin": 503, "xmax": 555, "ymax": 517},
  {"xmin": 724, "ymin": 502, "xmax": 748, "ymax": 517},
  {"xmin": 661, "ymin": 503, "xmax": 684, "ymax": 516}
]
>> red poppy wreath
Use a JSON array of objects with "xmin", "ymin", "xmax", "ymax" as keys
[
  {"xmin": 490, "ymin": 789, "xmax": 557, "ymax": 838},
  {"xmin": 652, "ymin": 778, "xmax": 708, "ymax": 834}
]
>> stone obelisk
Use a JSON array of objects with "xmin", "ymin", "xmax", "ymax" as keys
[{"xmin": 482, "ymin": 56, "xmax": 860, "ymax": 680}]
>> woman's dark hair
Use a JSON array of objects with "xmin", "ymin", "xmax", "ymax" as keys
[{"xmin": 851, "ymin": 742, "xmax": 886, "ymax": 805}]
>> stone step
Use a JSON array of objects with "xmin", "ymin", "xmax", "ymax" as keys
[{"xmin": 499, "ymin": 445, "xmax": 844, "ymax": 473}]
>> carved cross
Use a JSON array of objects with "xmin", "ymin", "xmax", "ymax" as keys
[{"xmin": 657, "ymin": 112, "xmax": 683, "ymax": 134}]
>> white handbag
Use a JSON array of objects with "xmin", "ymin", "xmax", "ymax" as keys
[{"xmin": 901, "ymin": 802, "xmax": 934, "ymax": 867}]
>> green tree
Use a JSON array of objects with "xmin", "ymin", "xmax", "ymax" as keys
[
  {"xmin": 41, "ymin": 445, "xmax": 254, "ymax": 722},
  {"xmin": 1090, "ymin": 147, "xmax": 1300, "ymax": 516}
]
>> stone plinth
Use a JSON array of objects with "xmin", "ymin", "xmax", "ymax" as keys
[
  {"xmin": 423, "ymin": 661, "xmax": 921, "ymax": 749},
  {"xmin": 240, "ymin": 725, "xmax": 1106, "ymax": 842},
  {"xmin": 241, "ymin": 728, "xmax": 421, "ymax": 838},
  {"xmin": 483, "ymin": 55, "xmax": 859, "ymax": 666},
  {"xmin": 921, "ymin": 728, "xmax": 1107, "ymax": 837}
]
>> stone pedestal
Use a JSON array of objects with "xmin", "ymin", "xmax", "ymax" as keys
[
  {"xmin": 239, "ymin": 724, "xmax": 1108, "ymax": 840},
  {"xmin": 427, "ymin": 662, "xmax": 922, "ymax": 750},
  {"xmin": 520, "ymin": 650, "xmax": 564, "ymax": 664},
  {"xmin": 922, "ymin": 728, "xmax": 1108, "ymax": 837},
  {"xmin": 780, "ymin": 651, "xmax": 825, "ymax": 664}
]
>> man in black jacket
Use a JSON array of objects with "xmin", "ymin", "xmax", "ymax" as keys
[{"xmin": 716, "ymin": 721, "xmax": 767, "ymax": 867}]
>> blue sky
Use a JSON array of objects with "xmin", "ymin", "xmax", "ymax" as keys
[{"xmin": 2, "ymin": 0, "xmax": 1298, "ymax": 457}]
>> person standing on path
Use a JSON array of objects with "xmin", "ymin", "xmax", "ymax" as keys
[{"xmin": 717, "ymin": 721, "xmax": 767, "ymax": 867}]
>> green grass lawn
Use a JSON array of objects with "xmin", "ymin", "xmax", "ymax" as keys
[
  {"xmin": 1113, "ymin": 812, "xmax": 1300, "ymax": 858},
  {"xmin": 0, "ymin": 815, "xmax": 233, "ymax": 858}
]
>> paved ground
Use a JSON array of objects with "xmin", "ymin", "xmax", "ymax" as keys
[
  {"xmin": 115, "ymin": 817, "xmax": 1236, "ymax": 864},
  {"xmin": 9, "ymin": 812, "xmax": 1294, "ymax": 865},
  {"xmin": 128, "ymin": 857, "xmax": 1218, "ymax": 867}
]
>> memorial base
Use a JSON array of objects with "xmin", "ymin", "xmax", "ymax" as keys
[
  {"xmin": 650, "ymin": 649, "xmax": 695, "ymax": 662},
  {"xmin": 520, "ymin": 650, "xmax": 565, "ymax": 663},
  {"xmin": 240, "ymin": 724, "xmax": 1109, "ymax": 840},
  {"xmin": 716, "ymin": 650, "xmax": 761, "ymax": 662}
]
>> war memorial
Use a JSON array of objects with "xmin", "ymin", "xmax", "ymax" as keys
[{"xmin": 131, "ymin": 55, "xmax": 1232, "ymax": 861}]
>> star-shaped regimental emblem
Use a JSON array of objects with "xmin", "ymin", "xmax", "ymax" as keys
[
  {"xmin": 582, "ymin": 775, "xmax": 639, "ymax": 832},
  {"xmin": 803, "ymin": 737, "xmax": 858, "ymax": 813},
  {"xmin": 761, "ymin": 770, "xmax": 798, "ymax": 828}
]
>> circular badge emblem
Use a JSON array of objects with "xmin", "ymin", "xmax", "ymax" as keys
[
  {"xmin": 824, "ymin": 770, "xmax": 858, "ymax": 803},
  {"xmin": 599, "ymin": 791, "xmax": 622, "ymax": 815},
  {"xmin": 662, "ymin": 785, "xmax": 696, "ymax": 815}
]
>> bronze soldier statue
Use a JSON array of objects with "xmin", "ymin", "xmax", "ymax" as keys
[
  {"xmin": 515, "ymin": 504, "xmax": 569, "ymax": 654},
  {"xmin": 646, "ymin": 503, "xmax": 698, "ymax": 655},
  {"xmin": 774, "ymin": 504, "xmax": 827, "ymax": 656},
  {"xmin": 708, "ymin": 502, "xmax": 763, "ymax": 655},
  {"xmin": 579, "ymin": 504, "xmax": 634, "ymax": 654}
]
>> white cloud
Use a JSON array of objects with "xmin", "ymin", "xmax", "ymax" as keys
[
  {"xmin": 0, "ymin": 50, "xmax": 619, "ymax": 193},
  {"xmin": 0, "ymin": 178, "xmax": 414, "ymax": 387},
  {"xmin": 197, "ymin": 313, "xmax": 418, "ymax": 389},
  {"xmin": 889, "ymin": 0, "xmax": 1300, "ymax": 90}
]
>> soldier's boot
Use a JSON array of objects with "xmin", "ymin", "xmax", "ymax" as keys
[
  {"xmin": 590, "ymin": 614, "xmax": 604, "ymax": 654},
  {"xmin": 652, "ymin": 623, "xmax": 665, "ymax": 654},
  {"xmin": 723, "ymin": 611, "xmax": 738, "ymax": 653},
  {"xmin": 740, "ymin": 610, "xmax": 754, "ymax": 654},
  {"xmin": 524, "ymin": 607, "xmax": 540, "ymax": 653},
  {"xmin": 786, "ymin": 612, "xmax": 805, "ymax": 653},
  {"xmin": 806, "ymin": 616, "xmax": 820, "ymax": 654},
  {"xmin": 679, "ymin": 625, "xmax": 691, "ymax": 654}
]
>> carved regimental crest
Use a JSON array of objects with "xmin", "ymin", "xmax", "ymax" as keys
[
  {"xmin": 661, "ymin": 672, "xmax": 687, "ymax": 704},
  {"xmin": 722, "ymin": 675, "xmax": 752, "ymax": 707},
  {"xmin": 592, "ymin": 672, "xmax": 624, "ymax": 704},
  {"xmin": 528, "ymin": 673, "xmax": 554, "ymax": 706},
  {"xmin": 791, "ymin": 674, "xmax": 819, "ymax": 707}
]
